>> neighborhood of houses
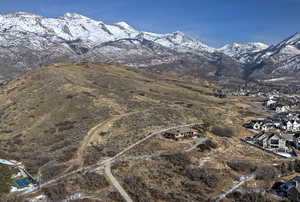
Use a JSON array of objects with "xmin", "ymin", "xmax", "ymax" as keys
[
  {"xmin": 0, "ymin": 159, "xmax": 36, "ymax": 192},
  {"xmin": 243, "ymin": 112, "xmax": 300, "ymax": 158},
  {"xmin": 234, "ymin": 85, "xmax": 300, "ymax": 201},
  {"xmin": 265, "ymin": 95, "xmax": 300, "ymax": 113},
  {"xmin": 236, "ymin": 83, "xmax": 300, "ymax": 112}
]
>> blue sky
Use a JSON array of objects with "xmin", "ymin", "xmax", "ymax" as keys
[{"xmin": 1, "ymin": 0, "xmax": 300, "ymax": 47}]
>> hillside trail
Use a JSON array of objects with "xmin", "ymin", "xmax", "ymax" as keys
[
  {"xmin": 76, "ymin": 111, "xmax": 144, "ymax": 167},
  {"xmin": 24, "ymin": 123, "xmax": 198, "ymax": 196}
]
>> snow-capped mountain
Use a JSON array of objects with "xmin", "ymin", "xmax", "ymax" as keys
[
  {"xmin": 0, "ymin": 12, "xmax": 241, "ymax": 81},
  {"xmin": 1, "ymin": 11, "xmax": 298, "ymax": 81},
  {"xmin": 0, "ymin": 12, "xmax": 216, "ymax": 54},
  {"xmin": 141, "ymin": 31, "xmax": 215, "ymax": 53},
  {"xmin": 253, "ymin": 32, "xmax": 300, "ymax": 63},
  {"xmin": 247, "ymin": 32, "xmax": 300, "ymax": 78},
  {"xmin": 218, "ymin": 32, "xmax": 300, "ymax": 79},
  {"xmin": 218, "ymin": 42, "xmax": 268, "ymax": 63}
]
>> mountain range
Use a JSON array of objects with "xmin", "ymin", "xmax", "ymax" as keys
[{"xmin": 0, "ymin": 12, "xmax": 299, "ymax": 82}]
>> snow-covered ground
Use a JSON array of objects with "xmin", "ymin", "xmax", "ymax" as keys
[
  {"xmin": 218, "ymin": 42, "xmax": 268, "ymax": 63},
  {"xmin": 0, "ymin": 12, "xmax": 214, "ymax": 55}
]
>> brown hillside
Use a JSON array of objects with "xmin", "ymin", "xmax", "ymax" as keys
[
  {"xmin": 0, "ymin": 62, "xmax": 284, "ymax": 201},
  {"xmin": 0, "ymin": 62, "xmax": 221, "ymax": 173}
]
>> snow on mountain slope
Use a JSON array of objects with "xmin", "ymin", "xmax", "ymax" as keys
[
  {"xmin": 0, "ymin": 12, "xmax": 139, "ymax": 46},
  {"xmin": 143, "ymin": 31, "xmax": 215, "ymax": 53},
  {"xmin": 217, "ymin": 32, "xmax": 300, "ymax": 79},
  {"xmin": 273, "ymin": 55, "xmax": 300, "ymax": 74},
  {"xmin": 0, "ymin": 12, "xmax": 223, "ymax": 81},
  {"xmin": 255, "ymin": 32, "xmax": 300, "ymax": 62},
  {"xmin": 218, "ymin": 42, "xmax": 268, "ymax": 63},
  {"xmin": 247, "ymin": 32, "xmax": 300, "ymax": 78},
  {"xmin": 0, "ymin": 12, "xmax": 214, "ymax": 53},
  {"xmin": 84, "ymin": 38, "xmax": 179, "ymax": 67},
  {"xmin": 1, "ymin": 12, "xmax": 299, "ymax": 81}
]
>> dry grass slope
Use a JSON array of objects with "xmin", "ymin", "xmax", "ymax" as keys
[
  {"xmin": 0, "ymin": 62, "xmax": 224, "ymax": 174},
  {"xmin": 0, "ymin": 62, "xmax": 284, "ymax": 201}
]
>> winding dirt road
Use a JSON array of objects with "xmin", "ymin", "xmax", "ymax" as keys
[{"xmin": 24, "ymin": 122, "xmax": 198, "ymax": 198}]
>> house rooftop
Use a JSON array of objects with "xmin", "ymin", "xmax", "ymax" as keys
[{"xmin": 166, "ymin": 127, "xmax": 200, "ymax": 135}]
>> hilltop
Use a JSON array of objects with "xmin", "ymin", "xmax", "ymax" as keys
[{"xmin": 0, "ymin": 62, "xmax": 293, "ymax": 201}]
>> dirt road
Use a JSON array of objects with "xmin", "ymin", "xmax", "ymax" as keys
[
  {"xmin": 104, "ymin": 161, "xmax": 133, "ymax": 202},
  {"xmin": 24, "ymin": 123, "xmax": 198, "ymax": 195}
]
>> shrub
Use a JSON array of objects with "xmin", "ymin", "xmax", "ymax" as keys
[
  {"xmin": 83, "ymin": 146, "xmax": 104, "ymax": 166},
  {"xmin": 197, "ymin": 140, "xmax": 218, "ymax": 152},
  {"xmin": 182, "ymin": 180, "xmax": 209, "ymax": 197},
  {"xmin": 232, "ymin": 191, "xmax": 272, "ymax": 202},
  {"xmin": 255, "ymin": 166, "xmax": 279, "ymax": 180},
  {"xmin": 294, "ymin": 160, "xmax": 300, "ymax": 172},
  {"xmin": 0, "ymin": 194, "xmax": 27, "ymax": 202},
  {"xmin": 0, "ymin": 166, "xmax": 13, "ymax": 196},
  {"xmin": 211, "ymin": 126, "xmax": 234, "ymax": 137},
  {"xmin": 185, "ymin": 168, "xmax": 219, "ymax": 187},
  {"xmin": 42, "ymin": 183, "xmax": 68, "ymax": 201},
  {"xmin": 78, "ymin": 172, "xmax": 109, "ymax": 191},
  {"xmin": 107, "ymin": 191, "xmax": 124, "ymax": 202},
  {"xmin": 277, "ymin": 161, "xmax": 295, "ymax": 176},
  {"xmin": 227, "ymin": 160, "xmax": 257, "ymax": 174},
  {"xmin": 40, "ymin": 163, "xmax": 66, "ymax": 182},
  {"xmin": 161, "ymin": 153, "xmax": 191, "ymax": 173},
  {"xmin": 123, "ymin": 176, "xmax": 151, "ymax": 202}
]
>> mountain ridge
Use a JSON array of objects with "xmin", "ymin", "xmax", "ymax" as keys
[
  {"xmin": 0, "ymin": 12, "xmax": 245, "ymax": 82},
  {"xmin": 0, "ymin": 12, "xmax": 299, "ymax": 81}
]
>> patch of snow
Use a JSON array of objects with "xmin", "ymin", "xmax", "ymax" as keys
[
  {"xmin": 264, "ymin": 77, "xmax": 289, "ymax": 82},
  {"xmin": 0, "ymin": 159, "xmax": 16, "ymax": 166}
]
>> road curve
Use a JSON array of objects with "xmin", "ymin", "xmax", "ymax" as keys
[
  {"xmin": 24, "ymin": 123, "xmax": 198, "ymax": 195},
  {"xmin": 105, "ymin": 161, "xmax": 133, "ymax": 202}
]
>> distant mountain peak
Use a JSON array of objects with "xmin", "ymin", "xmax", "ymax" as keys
[
  {"xmin": 3, "ymin": 11, "xmax": 42, "ymax": 18},
  {"xmin": 218, "ymin": 42, "xmax": 268, "ymax": 63},
  {"xmin": 60, "ymin": 13, "xmax": 91, "ymax": 20},
  {"xmin": 113, "ymin": 21, "xmax": 136, "ymax": 31},
  {"xmin": 285, "ymin": 32, "xmax": 300, "ymax": 44}
]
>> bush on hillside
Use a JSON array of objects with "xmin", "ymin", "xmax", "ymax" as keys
[
  {"xmin": 227, "ymin": 160, "xmax": 257, "ymax": 174},
  {"xmin": 211, "ymin": 126, "xmax": 234, "ymax": 137},
  {"xmin": 255, "ymin": 166, "xmax": 279, "ymax": 180}
]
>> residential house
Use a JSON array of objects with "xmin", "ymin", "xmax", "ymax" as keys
[
  {"xmin": 274, "ymin": 176, "xmax": 300, "ymax": 202},
  {"xmin": 276, "ymin": 105, "xmax": 291, "ymax": 113},
  {"xmin": 163, "ymin": 127, "xmax": 202, "ymax": 141},
  {"xmin": 287, "ymin": 120, "xmax": 300, "ymax": 132},
  {"xmin": 253, "ymin": 133, "xmax": 289, "ymax": 152}
]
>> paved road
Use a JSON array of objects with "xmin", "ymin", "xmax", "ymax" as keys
[
  {"xmin": 24, "ymin": 123, "xmax": 198, "ymax": 195},
  {"xmin": 211, "ymin": 173, "xmax": 256, "ymax": 202},
  {"xmin": 105, "ymin": 161, "xmax": 133, "ymax": 202}
]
